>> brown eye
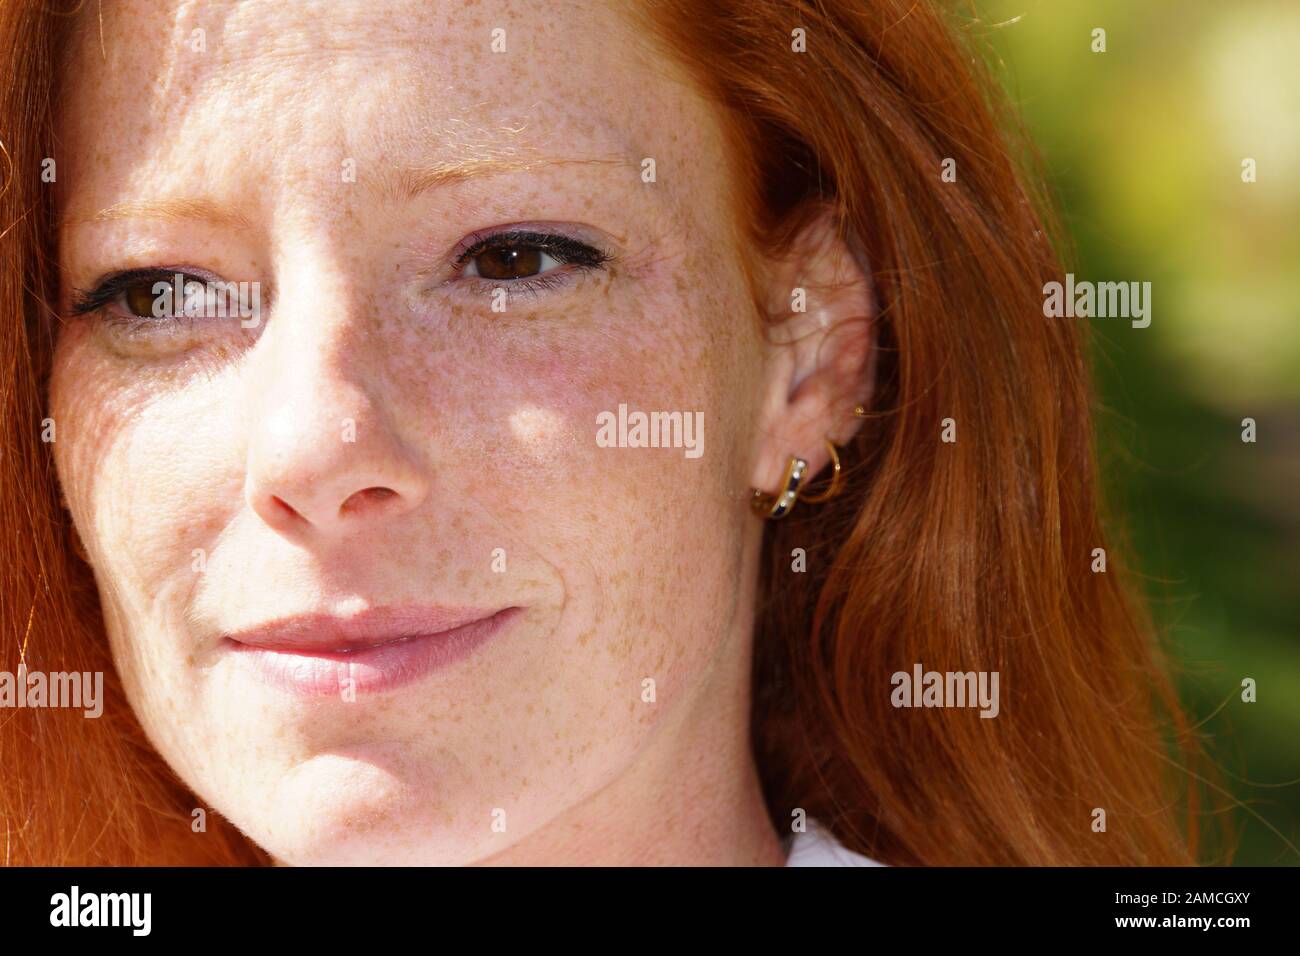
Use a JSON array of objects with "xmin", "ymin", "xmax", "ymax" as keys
[
  {"xmin": 467, "ymin": 244, "xmax": 550, "ymax": 281},
  {"xmin": 448, "ymin": 230, "xmax": 611, "ymax": 295},
  {"xmin": 123, "ymin": 280, "xmax": 166, "ymax": 318},
  {"xmin": 120, "ymin": 275, "xmax": 206, "ymax": 318}
]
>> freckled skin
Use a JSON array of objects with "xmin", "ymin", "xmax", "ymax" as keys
[{"xmin": 48, "ymin": 0, "xmax": 865, "ymax": 866}]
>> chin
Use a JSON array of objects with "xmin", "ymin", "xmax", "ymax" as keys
[{"xmin": 232, "ymin": 751, "xmax": 492, "ymax": 867}]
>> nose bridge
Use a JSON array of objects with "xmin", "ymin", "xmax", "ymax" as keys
[{"xmin": 243, "ymin": 250, "xmax": 428, "ymax": 540}]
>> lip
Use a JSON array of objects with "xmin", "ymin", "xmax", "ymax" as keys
[{"xmin": 222, "ymin": 605, "xmax": 520, "ymax": 698}]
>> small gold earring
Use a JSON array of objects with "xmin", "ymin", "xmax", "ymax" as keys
[
  {"xmin": 750, "ymin": 455, "xmax": 808, "ymax": 520},
  {"xmin": 798, "ymin": 438, "xmax": 843, "ymax": 504},
  {"xmin": 751, "ymin": 438, "xmax": 848, "ymax": 519}
]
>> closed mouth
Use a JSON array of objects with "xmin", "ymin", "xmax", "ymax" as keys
[{"xmin": 221, "ymin": 605, "xmax": 522, "ymax": 696}]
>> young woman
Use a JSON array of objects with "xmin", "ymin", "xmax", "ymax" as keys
[{"xmin": 0, "ymin": 0, "xmax": 1210, "ymax": 866}]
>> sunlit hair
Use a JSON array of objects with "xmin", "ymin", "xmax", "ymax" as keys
[{"xmin": 2, "ymin": 0, "xmax": 1221, "ymax": 864}]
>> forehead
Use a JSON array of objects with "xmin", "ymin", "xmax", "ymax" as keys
[{"xmin": 56, "ymin": 0, "xmax": 722, "ymax": 222}]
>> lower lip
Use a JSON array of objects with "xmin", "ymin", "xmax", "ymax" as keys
[{"xmin": 225, "ymin": 607, "xmax": 520, "ymax": 698}]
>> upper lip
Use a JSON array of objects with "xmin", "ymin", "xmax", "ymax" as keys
[{"xmin": 222, "ymin": 605, "xmax": 510, "ymax": 653}]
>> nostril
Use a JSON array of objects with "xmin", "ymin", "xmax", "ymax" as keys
[{"xmin": 339, "ymin": 486, "xmax": 399, "ymax": 517}]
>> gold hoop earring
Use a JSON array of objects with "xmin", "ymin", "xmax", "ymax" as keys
[
  {"xmin": 798, "ymin": 438, "xmax": 843, "ymax": 504},
  {"xmin": 751, "ymin": 438, "xmax": 848, "ymax": 519},
  {"xmin": 750, "ymin": 455, "xmax": 808, "ymax": 520}
]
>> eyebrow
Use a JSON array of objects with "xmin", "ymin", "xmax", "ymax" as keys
[
  {"xmin": 64, "ymin": 197, "xmax": 254, "ymax": 231},
  {"xmin": 65, "ymin": 156, "xmax": 632, "ymax": 229},
  {"xmin": 373, "ymin": 156, "xmax": 628, "ymax": 202}
]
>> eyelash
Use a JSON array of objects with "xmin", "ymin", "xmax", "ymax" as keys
[
  {"xmin": 69, "ymin": 268, "xmax": 201, "ymax": 318},
  {"xmin": 68, "ymin": 229, "xmax": 614, "ymax": 326},
  {"xmin": 450, "ymin": 228, "xmax": 614, "ymax": 298},
  {"xmin": 68, "ymin": 267, "xmax": 212, "ymax": 341}
]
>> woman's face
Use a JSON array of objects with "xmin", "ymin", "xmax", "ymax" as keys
[{"xmin": 49, "ymin": 0, "xmax": 778, "ymax": 864}]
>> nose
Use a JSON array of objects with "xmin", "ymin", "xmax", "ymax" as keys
[{"xmin": 243, "ymin": 303, "xmax": 430, "ymax": 542}]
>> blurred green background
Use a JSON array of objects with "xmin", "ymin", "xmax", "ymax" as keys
[{"xmin": 971, "ymin": 0, "xmax": 1299, "ymax": 865}]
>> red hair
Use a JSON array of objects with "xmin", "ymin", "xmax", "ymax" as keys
[{"xmin": 1, "ymin": 0, "xmax": 1218, "ymax": 864}]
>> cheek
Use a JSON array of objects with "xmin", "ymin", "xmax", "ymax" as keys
[
  {"xmin": 420, "ymin": 278, "xmax": 752, "ymax": 557},
  {"xmin": 47, "ymin": 331, "xmax": 246, "ymax": 779},
  {"xmin": 50, "ymin": 325, "xmax": 247, "ymax": 628},
  {"xmin": 426, "ymin": 279, "xmax": 758, "ymax": 698},
  {"xmin": 418, "ymin": 266, "xmax": 758, "ymax": 490}
]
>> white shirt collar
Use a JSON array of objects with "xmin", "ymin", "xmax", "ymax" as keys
[{"xmin": 783, "ymin": 818, "xmax": 886, "ymax": 867}]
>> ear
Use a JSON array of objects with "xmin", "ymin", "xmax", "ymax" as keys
[{"xmin": 749, "ymin": 204, "xmax": 875, "ymax": 502}]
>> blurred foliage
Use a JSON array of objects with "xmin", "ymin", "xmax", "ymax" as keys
[{"xmin": 970, "ymin": 0, "xmax": 1300, "ymax": 864}]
